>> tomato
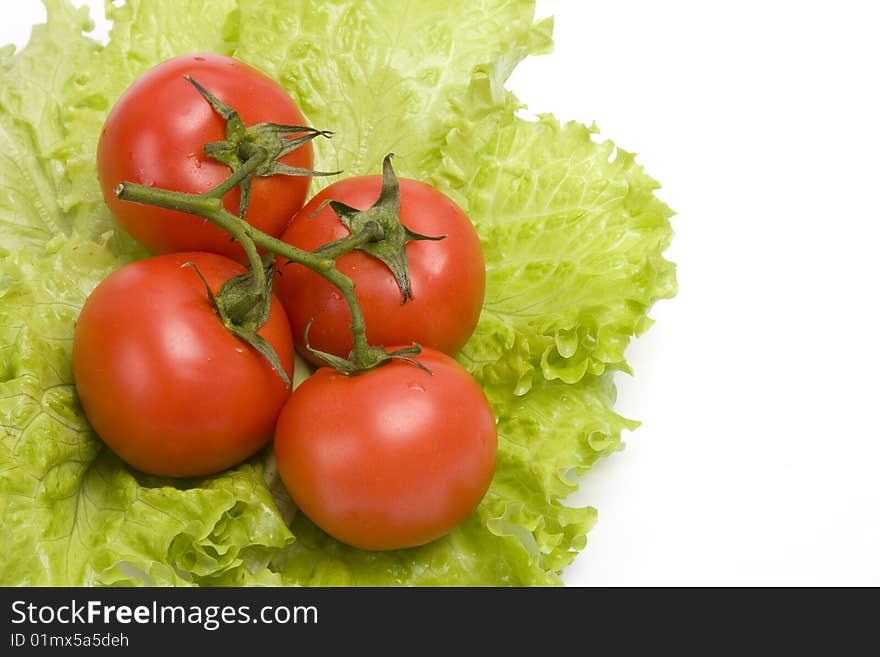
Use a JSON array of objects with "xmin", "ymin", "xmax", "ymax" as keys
[
  {"xmin": 274, "ymin": 348, "xmax": 497, "ymax": 550},
  {"xmin": 275, "ymin": 176, "xmax": 485, "ymax": 363},
  {"xmin": 97, "ymin": 53, "xmax": 314, "ymax": 259},
  {"xmin": 73, "ymin": 252, "xmax": 294, "ymax": 478}
]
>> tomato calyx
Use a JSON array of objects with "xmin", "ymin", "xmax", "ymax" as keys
[
  {"xmin": 186, "ymin": 76, "xmax": 339, "ymax": 218},
  {"xmin": 314, "ymin": 153, "xmax": 446, "ymax": 303},
  {"xmin": 303, "ymin": 321, "xmax": 431, "ymax": 375},
  {"xmin": 183, "ymin": 259, "xmax": 291, "ymax": 388}
]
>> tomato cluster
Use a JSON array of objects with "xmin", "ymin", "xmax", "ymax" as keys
[{"xmin": 75, "ymin": 54, "xmax": 496, "ymax": 550}]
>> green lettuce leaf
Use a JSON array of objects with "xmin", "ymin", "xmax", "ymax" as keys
[
  {"xmin": 0, "ymin": 0, "xmax": 675, "ymax": 586},
  {"xmin": 232, "ymin": 0, "xmax": 553, "ymax": 181},
  {"xmin": 0, "ymin": 0, "xmax": 100, "ymax": 253},
  {"xmin": 432, "ymin": 82, "xmax": 677, "ymax": 392}
]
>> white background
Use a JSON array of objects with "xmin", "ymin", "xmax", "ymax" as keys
[{"xmin": 2, "ymin": 1, "xmax": 878, "ymax": 586}]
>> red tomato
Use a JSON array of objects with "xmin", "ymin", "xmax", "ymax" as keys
[
  {"xmin": 73, "ymin": 252, "xmax": 294, "ymax": 477},
  {"xmin": 275, "ymin": 177, "xmax": 485, "ymax": 363},
  {"xmin": 274, "ymin": 348, "xmax": 497, "ymax": 550},
  {"xmin": 97, "ymin": 53, "xmax": 313, "ymax": 258}
]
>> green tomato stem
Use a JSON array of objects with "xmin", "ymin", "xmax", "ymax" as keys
[
  {"xmin": 115, "ymin": 172, "xmax": 382, "ymax": 370},
  {"xmin": 203, "ymin": 145, "xmax": 267, "ymax": 303},
  {"xmin": 204, "ymin": 143, "xmax": 266, "ymax": 199}
]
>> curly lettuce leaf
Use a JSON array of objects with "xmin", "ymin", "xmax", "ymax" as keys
[
  {"xmin": 432, "ymin": 81, "xmax": 677, "ymax": 392},
  {"xmin": 1, "ymin": 0, "xmax": 675, "ymax": 586},
  {"xmin": 0, "ymin": 0, "xmax": 100, "ymax": 253},
  {"xmin": 231, "ymin": 0, "xmax": 552, "ymax": 181}
]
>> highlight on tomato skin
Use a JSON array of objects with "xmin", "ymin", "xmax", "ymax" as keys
[
  {"xmin": 96, "ymin": 53, "xmax": 315, "ymax": 259},
  {"xmin": 275, "ymin": 175, "xmax": 486, "ymax": 366},
  {"xmin": 72, "ymin": 252, "xmax": 295, "ymax": 478},
  {"xmin": 273, "ymin": 347, "xmax": 497, "ymax": 551}
]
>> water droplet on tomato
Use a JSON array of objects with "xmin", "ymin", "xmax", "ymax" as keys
[{"xmin": 407, "ymin": 382, "xmax": 425, "ymax": 393}]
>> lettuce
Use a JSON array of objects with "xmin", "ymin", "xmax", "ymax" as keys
[
  {"xmin": 0, "ymin": 0, "xmax": 675, "ymax": 585},
  {"xmin": 232, "ymin": 0, "xmax": 553, "ymax": 181},
  {"xmin": 438, "ymin": 90, "xmax": 677, "ymax": 391}
]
